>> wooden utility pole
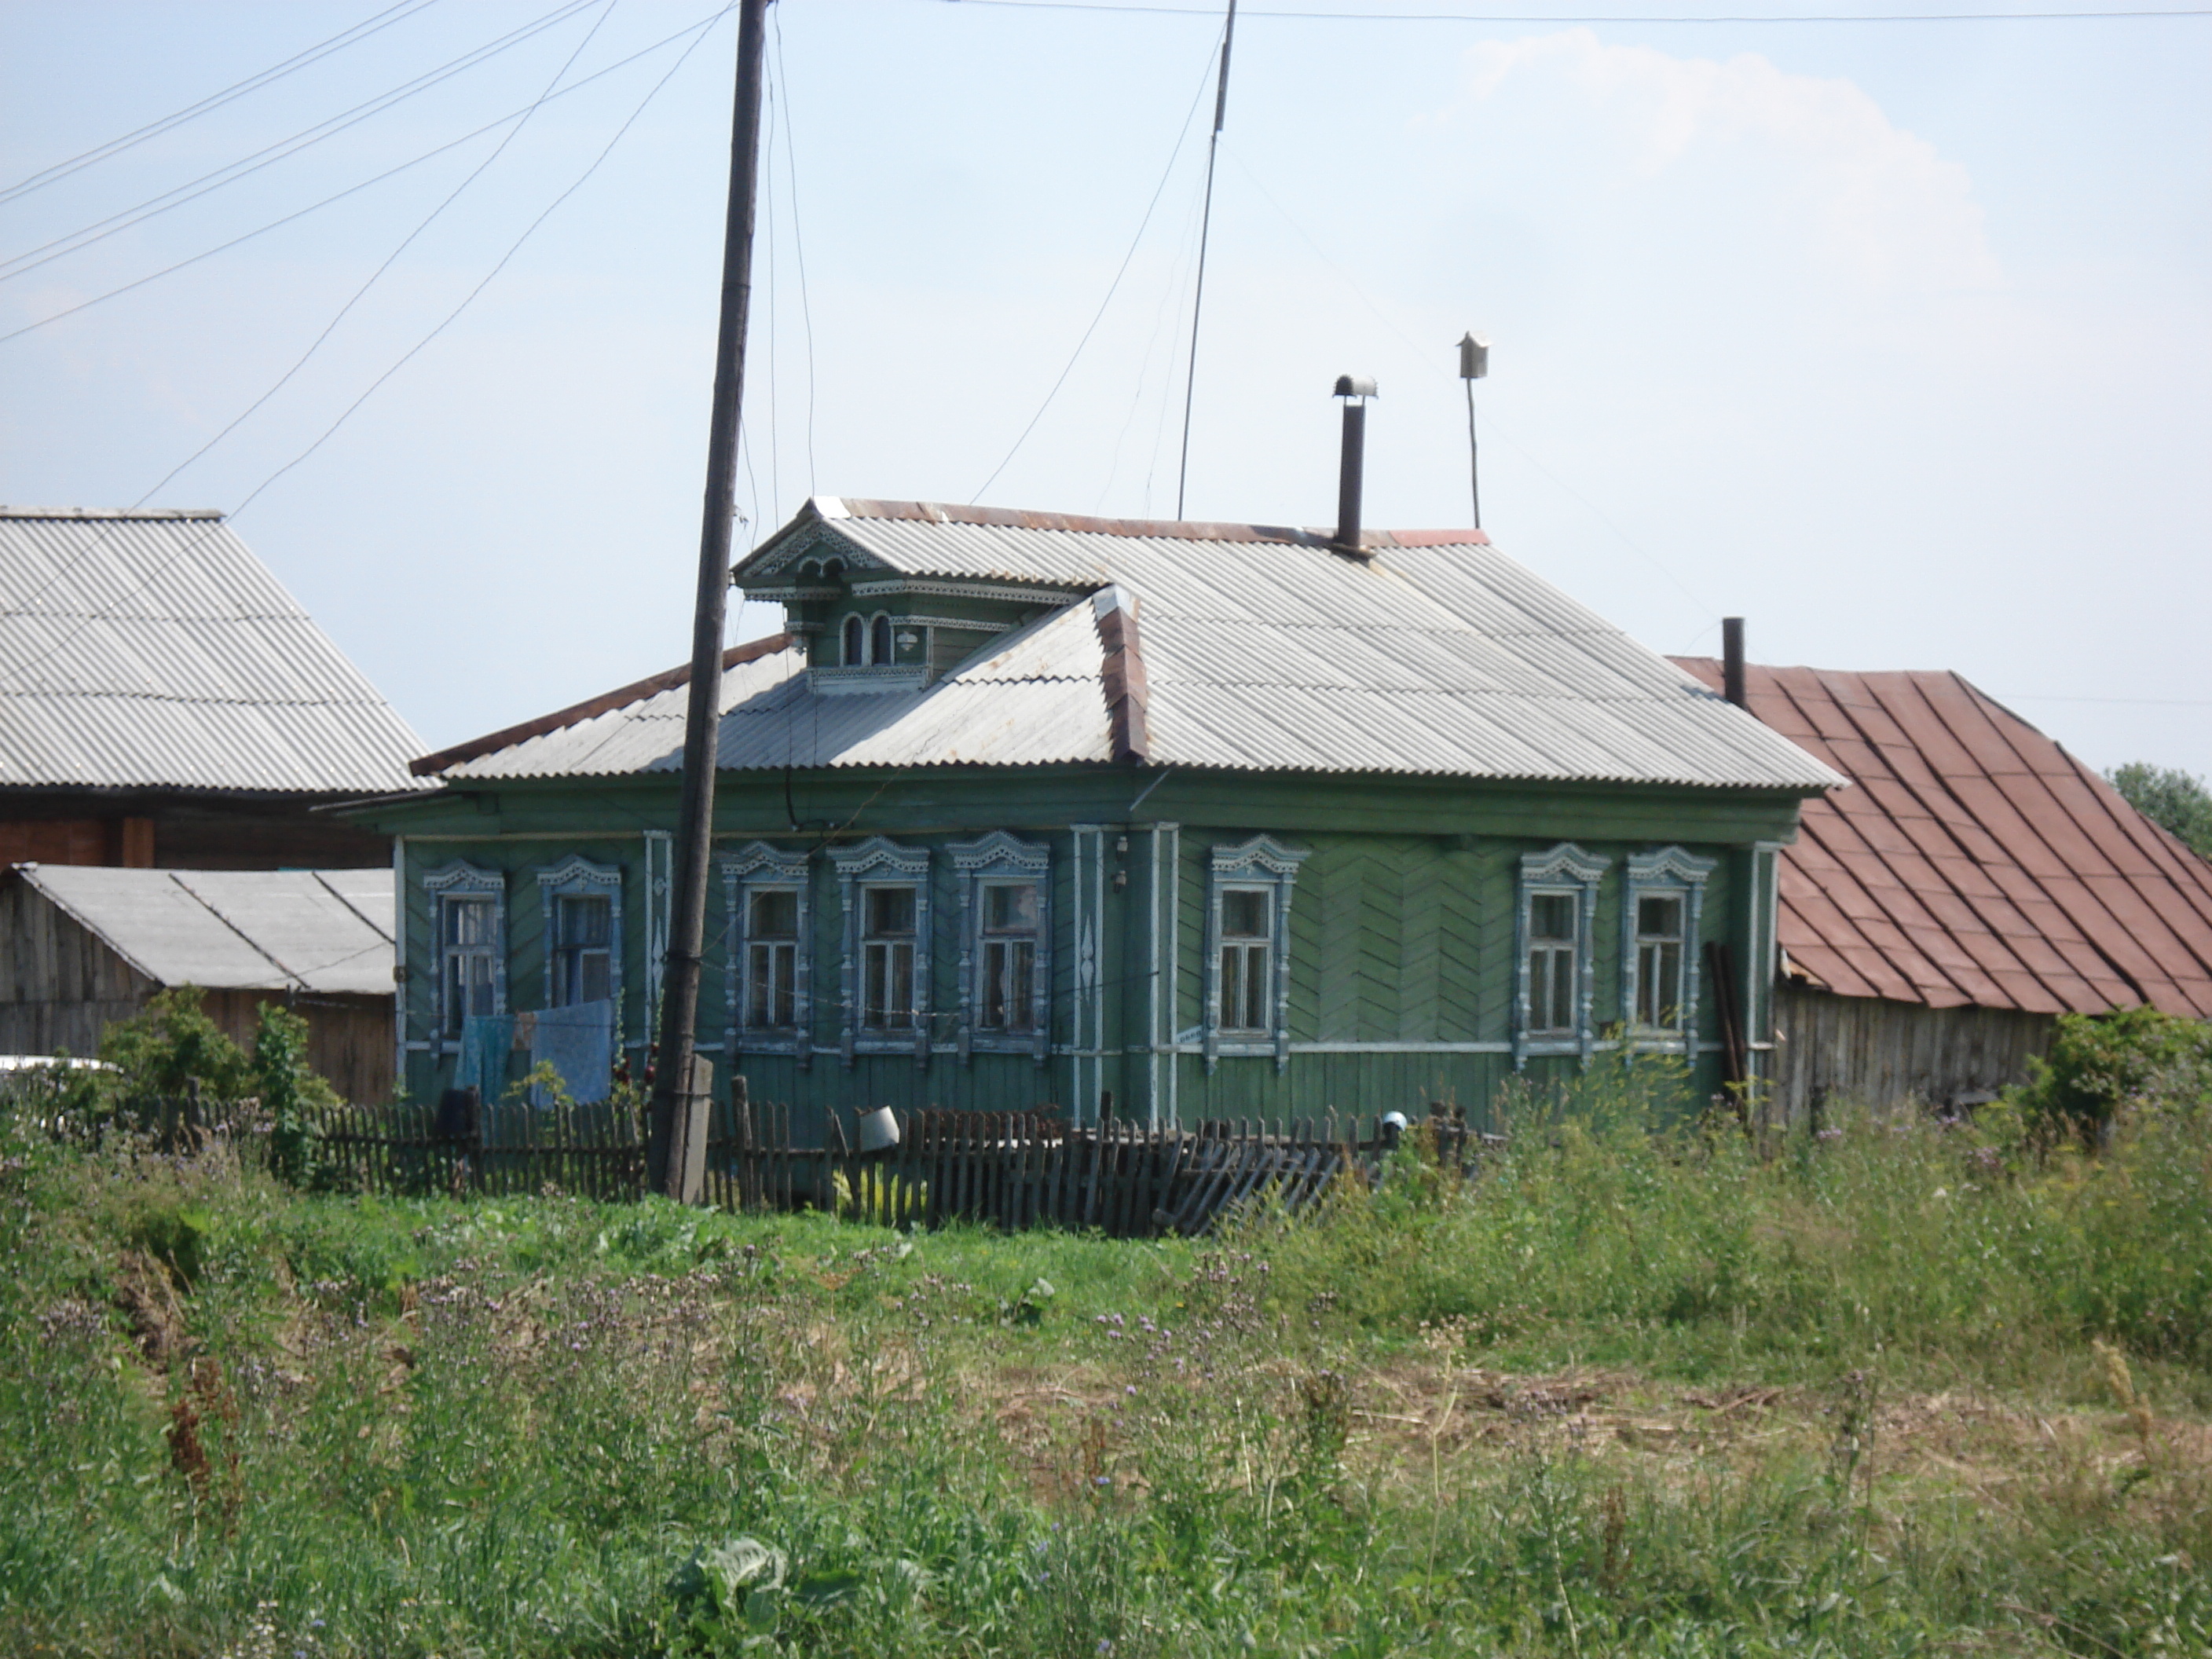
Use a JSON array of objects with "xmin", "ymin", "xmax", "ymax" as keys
[{"xmin": 648, "ymin": 0, "xmax": 771, "ymax": 1202}]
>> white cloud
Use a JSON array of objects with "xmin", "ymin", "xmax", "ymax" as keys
[{"xmin": 1437, "ymin": 31, "xmax": 2000, "ymax": 295}]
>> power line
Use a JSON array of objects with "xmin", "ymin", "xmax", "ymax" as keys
[
  {"xmin": 0, "ymin": 0, "xmax": 601, "ymax": 286},
  {"xmin": 773, "ymin": 8, "xmax": 819, "ymax": 500},
  {"xmin": 938, "ymin": 0, "xmax": 2212, "ymax": 22},
  {"xmin": 0, "ymin": 0, "xmax": 440, "ymax": 207},
  {"xmin": 968, "ymin": 32, "xmax": 1221, "ymax": 504},
  {"xmin": 0, "ymin": 3, "xmax": 623, "ymax": 629},
  {"xmin": 0, "ymin": 8, "xmax": 738, "ymax": 347},
  {"xmin": 1, "ymin": 7, "xmax": 733, "ymax": 695}
]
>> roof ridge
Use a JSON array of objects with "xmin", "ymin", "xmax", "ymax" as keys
[
  {"xmin": 811, "ymin": 496, "xmax": 1491, "ymax": 549},
  {"xmin": 0, "ymin": 507, "xmax": 226, "ymax": 520},
  {"xmin": 410, "ymin": 632, "xmax": 796, "ymax": 776}
]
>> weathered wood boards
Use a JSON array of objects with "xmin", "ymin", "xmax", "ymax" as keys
[{"xmin": 227, "ymin": 1098, "xmax": 1481, "ymax": 1236}]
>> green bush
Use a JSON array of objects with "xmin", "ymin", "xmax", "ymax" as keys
[{"xmin": 2014, "ymin": 1005, "xmax": 2212, "ymax": 1137}]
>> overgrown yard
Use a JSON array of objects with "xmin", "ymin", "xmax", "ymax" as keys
[{"xmin": 5, "ymin": 1061, "xmax": 2210, "ymax": 1656}]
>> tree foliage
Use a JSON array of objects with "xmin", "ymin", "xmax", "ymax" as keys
[
  {"xmin": 2107, "ymin": 760, "xmax": 2212, "ymax": 859},
  {"xmin": 2014, "ymin": 1003, "xmax": 2212, "ymax": 1137}
]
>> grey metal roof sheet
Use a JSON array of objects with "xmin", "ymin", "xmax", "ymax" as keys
[
  {"xmin": 0, "ymin": 508, "xmax": 429, "ymax": 794},
  {"xmin": 437, "ymin": 500, "xmax": 1840, "ymax": 791},
  {"xmin": 16, "ymin": 864, "xmax": 395, "ymax": 994}
]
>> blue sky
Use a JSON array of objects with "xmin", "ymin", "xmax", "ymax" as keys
[{"xmin": 3, "ymin": 0, "xmax": 2208, "ymax": 771}]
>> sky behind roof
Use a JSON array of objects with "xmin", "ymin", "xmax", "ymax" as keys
[{"xmin": 3, "ymin": 0, "xmax": 2207, "ymax": 773}]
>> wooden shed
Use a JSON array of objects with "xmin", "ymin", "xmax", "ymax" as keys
[
  {"xmin": 0, "ymin": 507, "xmax": 427, "ymax": 870},
  {"xmin": 355, "ymin": 496, "xmax": 1840, "ymax": 1133},
  {"xmin": 1672, "ymin": 658, "xmax": 2212, "ymax": 1119},
  {"xmin": 0, "ymin": 863, "xmax": 396, "ymax": 1103}
]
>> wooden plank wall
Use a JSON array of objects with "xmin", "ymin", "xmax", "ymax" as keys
[{"xmin": 1771, "ymin": 983, "xmax": 2053, "ymax": 1124}]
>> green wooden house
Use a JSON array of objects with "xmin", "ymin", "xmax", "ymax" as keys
[{"xmin": 357, "ymin": 496, "xmax": 1837, "ymax": 1131}]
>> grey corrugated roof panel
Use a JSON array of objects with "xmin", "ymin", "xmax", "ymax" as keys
[
  {"xmin": 442, "ymin": 502, "xmax": 1840, "ymax": 791},
  {"xmin": 0, "ymin": 511, "xmax": 429, "ymax": 794},
  {"xmin": 18, "ymin": 864, "xmax": 394, "ymax": 994}
]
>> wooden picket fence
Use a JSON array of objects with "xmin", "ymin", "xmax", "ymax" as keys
[
  {"xmin": 108, "ymin": 1090, "xmax": 1485, "ymax": 1236},
  {"xmin": 310, "ymin": 1099, "xmax": 648, "ymax": 1200},
  {"xmin": 702, "ymin": 1106, "xmax": 1415, "ymax": 1239}
]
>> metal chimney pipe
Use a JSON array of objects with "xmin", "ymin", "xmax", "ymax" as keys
[
  {"xmin": 1332, "ymin": 375, "xmax": 1376, "ymax": 555},
  {"xmin": 1722, "ymin": 616, "xmax": 1746, "ymax": 709}
]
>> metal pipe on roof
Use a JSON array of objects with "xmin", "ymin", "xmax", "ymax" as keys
[
  {"xmin": 1333, "ymin": 375, "xmax": 1375, "ymax": 557},
  {"xmin": 1723, "ymin": 617, "xmax": 1746, "ymax": 709}
]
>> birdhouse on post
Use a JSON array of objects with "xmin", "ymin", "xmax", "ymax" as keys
[{"xmin": 1458, "ymin": 331, "xmax": 1489, "ymax": 381}]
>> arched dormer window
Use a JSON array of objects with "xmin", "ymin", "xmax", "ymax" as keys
[
  {"xmin": 870, "ymin": 613, "xmax": 893, "ymax": 665},
  {"xmin": 842, "ymin": 614, "xmax": 864, "ymax": 666}
]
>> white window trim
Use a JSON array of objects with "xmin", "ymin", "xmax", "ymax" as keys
[
  {"xmin": 423, "ymin": 860, "xmax": 505, "ymax": 1052},
  {"xmin": 1621, "ymin": 847, "xmax": 1716, "ymax": 1053},
  {"xmin": 1203, "ymin": 834, "xmax": 1309, "ymax": 1074},
  {"xmin": 1514, "ymin": 844, "xmax": 1609, "ymax": 1068},
  {"xmin": 949, "ymin": 830, "xmax": 1052, "ymax": 1065},
  {"xmin": 841, "ymin": 613, "xmax": 866, "ymax": 667},
  {"xmin": 537, "ymin": 855, "xmax": 621, "ymax": 1020},
  {"xmin": 722, "ymin": 841, "xmax": 811, "ymax": 1066},
  {"xmin": 829, "ymin": 836, "xmax": 932, "ymax": 1068}
]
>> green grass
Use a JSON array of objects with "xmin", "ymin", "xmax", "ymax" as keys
[{"xmin": 3, "ymin": 1069, "xmax": 2209, "ymax": 1657}]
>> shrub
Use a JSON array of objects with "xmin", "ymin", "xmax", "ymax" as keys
[
  {"xmin": 97, "ymin": 986, "xmax": 252, "ymax": 1104},
  {"xmin": 2014, "ymin": 1005, "xmax": 2212, "ymax": 1138}
]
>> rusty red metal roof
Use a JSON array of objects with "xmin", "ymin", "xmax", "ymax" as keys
[{"xmin": 1673, "ymin": 658, "xmax": 2212, "ymax": 1017}]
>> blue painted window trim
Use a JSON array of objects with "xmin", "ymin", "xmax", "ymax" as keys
[
  {"xmin": 828, "ymin": 836, "xmax": 932, "ymax": 1069},
  {"xmin": 722, "ymin": 842, "xmax": 812, "ymax": 1067},
  {"xmin": 948, "ymin": 830, "xmax": 1052, "ymax": 1065},
  {"xmin": 423, "ymin": 860, "xmax": 506, "ymax": 1052},
  {"xmin": 1514, "ymin": 844, "xmax": 1609, "ymax": 1068},
  {"xmin": 537, "ymin": 855, "xmax": 621, "ymax": 1018},
  {"xmin": 1621, "ymin": 847, "xmax": 1716, "ymax": 1053},
  {"xmin": 1203, "ymin": 834, "xmax": 1309, "ymax": 1074}
]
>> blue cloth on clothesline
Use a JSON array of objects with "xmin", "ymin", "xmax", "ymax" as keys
[{"xmin": 528, "ymin": 1000, "xmax": 614, "ymax": 1106}]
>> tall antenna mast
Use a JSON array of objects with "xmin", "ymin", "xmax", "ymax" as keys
[
  {"xmin": 649, "ymin": 0, "xmax": 771, "ymax": 1200},
  {"xmin": 1458, "ymin": 330, "xmax": 1489, "ymax": 530},
  {"xmin": 1174, "ymin": 0, "xmax": 1236, "ymax": 521}
]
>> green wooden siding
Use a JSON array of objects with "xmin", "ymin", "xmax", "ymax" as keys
[{"xmin": 379, "ymin": 765, "xmax": 1792, "ymax": 1122}]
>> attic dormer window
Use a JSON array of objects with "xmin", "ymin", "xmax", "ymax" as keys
[
  {"xmin": 842, "ymin": 615, "xmax": 864, "ymax": 665},
  {"xmin": 871, "ymin": 613, "xmax": 892, "ymax": 665}
]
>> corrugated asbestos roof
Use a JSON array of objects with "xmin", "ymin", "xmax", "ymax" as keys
[
  {"xmin": 434, "ymin": 499, "xmax": 1839, "ymax": 791},
  {"xmin": 1673, "ymin": 658, "xmax": 2212, "ymax": 1017},
  {"xmin": 0, "ymin": 508, "xmax": 428, "ymax": 794},
  {"xmin": 13, "ymin": 863, "xmax": 395, "ymax": 995}
]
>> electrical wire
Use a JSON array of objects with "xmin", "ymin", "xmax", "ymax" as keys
[
  {"xmin": 967, "ymin": 33, "xmax": 1222, "ymax": 504},
  {"xmin": 0, "ymin": 0, "xmax": 601, "ymax": 286},
  {"xmin": 2, "ymin": 0, "xmax": 626, "ymax": 628},
  {"xmin": 936, "ymin": 0, "xmax": 2212, "ymax": 23},
  {"xmin": 0, "ymin": 8, "xmax": 740, "ymax": 347},
  {"xmin": 1, "ymin": 6, "xmax": 734, "ymax": 695},
  {"xmin": 0, "ymin": 0, "xmax": 440, "ymax": 207},
  {"xmin": 773, "ymin": 9, "xmax": 819, "ymax": 500}
]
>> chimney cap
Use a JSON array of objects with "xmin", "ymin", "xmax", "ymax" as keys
[
  {"xmin": 1458, "ymin": 332, "xmax": 1489, "ymax": 380},
  {"xmin": 1332, "ymin": 374, "xmax": 1378, "ymax": 401}
]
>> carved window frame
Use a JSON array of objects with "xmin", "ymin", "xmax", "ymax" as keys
[
  {"xmin": 829, "ymin": 837, "xmax": 932, "ymax": 1068},
  {"xmin": 424, "ymin": 860, "xmax": 505, "ymax": 1050},
  {"xmin": 1514, "ymin": 844, "xmax": 1609, "ymax": 1068},
  {"xmin": 537, "ymin": 855, "xmax": 621, "ymax": 1018},
  {"xmin": 722, "ymin": 841, "xmax": 812, "ymax": 1065},
  {"xmin": 1621, "ymin": 847, "xmax": 1715, "ymax": 1053},
  {"xmin": 1203, "ymin": 834, "xmax": 1308, "ymax": 1074},
  {"xmin": 948, "ymin": 831, "xmax": 1051, "ymax": 1065}
]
